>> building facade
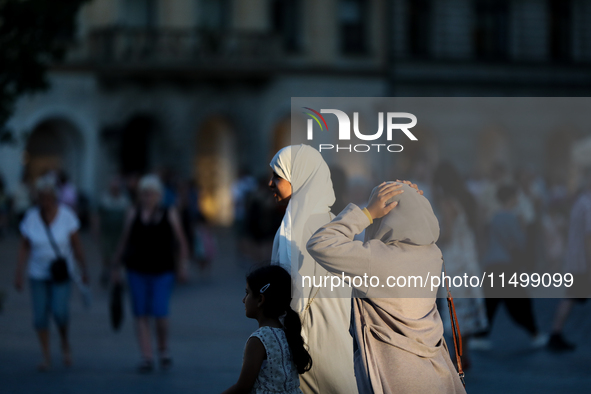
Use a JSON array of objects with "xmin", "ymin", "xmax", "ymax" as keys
[{"xmin": 0, "ymin": 0, "xmax": 590, "ymax": 224}]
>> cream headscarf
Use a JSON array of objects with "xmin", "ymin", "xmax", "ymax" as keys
[{"xmin": 270, "ymin": 144, "xmax": 335, "ymax": 281}]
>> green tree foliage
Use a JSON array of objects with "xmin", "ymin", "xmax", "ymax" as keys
[{"xmin": 0, "ymin": 0, "xmax": 88, "ymax": 143}]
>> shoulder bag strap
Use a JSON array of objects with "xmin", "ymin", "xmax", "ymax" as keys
[
  {"xmin": 442, "ymin": 258, "xmax": 466, "ymax": 388},
  {"xmin": 42, "ymin": 218, "xmax": 63, "ymax": 259}
]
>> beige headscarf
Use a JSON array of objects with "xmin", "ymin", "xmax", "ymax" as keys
[
  {"xmin": 270, "ymin": 144, "xmax": 335, "ymax": 279},
  {"xmin": 364, "ymin": 182, "xmax": 440, "ymax": 246}
]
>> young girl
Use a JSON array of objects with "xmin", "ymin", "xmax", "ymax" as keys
[{"xmin": 222, "ymin": 265, "xmax": 312, "ymax": 394}]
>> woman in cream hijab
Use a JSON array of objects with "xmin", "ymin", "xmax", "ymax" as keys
[
  {"xmin": 269, "ymin": 144, "xmax": 358, "ymax": 394},
  {"xmin": 307, "ymin": 182, "xmax": 466, "ymax": 394}
]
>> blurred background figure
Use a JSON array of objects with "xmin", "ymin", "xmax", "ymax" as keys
[
  {"xmin": 512, "ymin": 169, "xmax": 539, "ymax": 273},
  {"xmin": 111, "ymin": 174, "xmax": 189, "ymax": 373},
  {"xmin": 433, "ymin": 161, "xmax": 488, "ymax": 370},
  {"xmin": 540, "ymin": 174, "xmax": 571, "ymax": 276},
  {"xmin": 232, "ymin": 169, "xmax": 257, "ymax": 263},
  {"xmin": 159, "ymin": 169, "xmax": 179, "ymax": 209},
  {"xmin": 233, "ymin": 169, "xmax": 257, "ymax": 227},
  {"xmin": 14, "ymin": 174, "xmax": 88, "ymax": 371},
  {"xmin": 541, "ymin": 203, "xmax": 568, "ymax": 273},
  {"xmin": 13, "ymin": 171, "xmax": 32, "ymax": 227},
  {"xmin": 177, "ymin": 178, "xmax": 217, "ymax": 278},
  {"xmin": 193, "ymin": 213, "xmax": 217, "ymax": 277},
  {"xmin": 548, "ymin": 168, "xmax": 591, "ymax": 352},
  {"xmin": 243, "ymin": 177, "xmax": 285, "ymax": 263},
  {"xmin": 478, "ymin": 163, "xmax": 511, "ymax": 227},
  {"xmin": 57, "ymin": 171, "xmax": 77, "ymax": 212},
  {"xmin": 475, "ymin": 185, "xmax": 547, "ymax": 349},
  {"xmin": 95, "ymin": 176, "xmax": 131, "ymax": 287}
]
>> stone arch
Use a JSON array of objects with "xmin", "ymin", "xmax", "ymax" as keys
[{"xmin": 24, "ymin": 118, "xmax": 85, "ymax": 184}]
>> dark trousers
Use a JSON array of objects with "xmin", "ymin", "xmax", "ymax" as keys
[
  {"xmin": 484, "ymin": 297, "xmax": 538, "ymax": 336},
  {"xmin": 479, "ymin": 263, "xmax": 538, "ymax": 337}
]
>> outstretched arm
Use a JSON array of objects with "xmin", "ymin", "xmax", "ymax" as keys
[
  {"xmin": 307, "ymin": 184, "xmax": 403, "ymax": 284},
  {"xmin": 168, "ymin": 207, "xmax": 190, "ymax": 282},
  {"xmin": 221, "ymin": 337, "xmax": 266, "ymax": 394}
]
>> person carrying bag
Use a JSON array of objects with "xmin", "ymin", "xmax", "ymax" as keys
[{"xmin": 14, "ymin": 174, "xmax": 88, "ymax": 370}]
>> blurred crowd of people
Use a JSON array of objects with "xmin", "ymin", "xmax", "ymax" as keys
[
  {"xmin": 230, "ymin": 157, "xmax": 591, "ymax": 371},
  {"xmin": 0, "ymin": 169, "xmax": 218, "ymax": 275},
  {"xmin": 410, "ymin": 160, "xmax": 591, "ymax": 369},
  {"xmin": 1, "ymin": 156, "xmax": 589, "ymax": 374},
  {"xmin": 2, "ymin": 168, "xmax": 220, "ymax": 371}
]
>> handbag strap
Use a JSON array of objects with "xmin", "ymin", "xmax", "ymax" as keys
[
  {"xmin": 442, "ymin": 258, "xmax": 466, "ymax": 388},
  {"xmin": 42, "ymin": 216, "xmax": 63, "ymax": 259}
]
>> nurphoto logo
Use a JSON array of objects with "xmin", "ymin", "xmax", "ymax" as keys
[{"xmin": 303, "ymin": 108, "xmax": 418, "ymax": 153}]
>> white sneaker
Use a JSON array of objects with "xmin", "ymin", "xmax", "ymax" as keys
[
  {"xmin": 531, "ymin": 333, "xmax": 549, "ymax": 349},
  {"xmin": 469, "ymin": 337, "xmax": 492, "ymax": 351}
]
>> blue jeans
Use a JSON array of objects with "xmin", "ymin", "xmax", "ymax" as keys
[
  {"xmin": 29, "ymin": 279, "xmax": 71, "ymax": 330},
  {"xmin": 127, "ymin": 270, "xmax": 175, "ymax": 317}
]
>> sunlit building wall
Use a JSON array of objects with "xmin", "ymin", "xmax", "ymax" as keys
[{"xmin": 1, "ymin": 0, "xmax": 590, "ymax": 224}]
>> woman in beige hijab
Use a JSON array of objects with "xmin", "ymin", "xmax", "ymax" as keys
[
  {"xmin": 269, "ymin": 144, "xmax": 358, "ymax": 394},
  {"xmin": 307, "ymin": 182, "xmax": 466, "ymax": 394}
]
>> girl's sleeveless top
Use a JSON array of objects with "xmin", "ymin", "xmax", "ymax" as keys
[
  {"xmin": 124, "ymin": 208, "xmax": 175, "ymax": 274},
  {"xmin": 249, "ymin": 326, "xmax": 302, "ymax": 394}
]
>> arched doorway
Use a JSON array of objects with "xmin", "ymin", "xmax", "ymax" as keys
[
  {"xmin": 195, "ymin": 116, "xmax": 236, "ymax": 225},
  {"xmin": 24, "ymin": 118, "xmax": 84, "ymax": 184},
  {"xmin": 120, "ymin": 115, "xmax": 158, "ymax": 175}
]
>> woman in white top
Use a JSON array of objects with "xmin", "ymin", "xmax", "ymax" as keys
[
  {"xmin": 14, "ymin": 174, "xmax": 88, "ymax": 371},
  {"xmin": 269, "ymin": 145, "xmax": 358, "ymax": 394}
]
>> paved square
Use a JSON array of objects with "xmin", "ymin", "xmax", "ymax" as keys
[{"xmin": 0, "ymin": 233, "xmax": 589, "ymax": 393}]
